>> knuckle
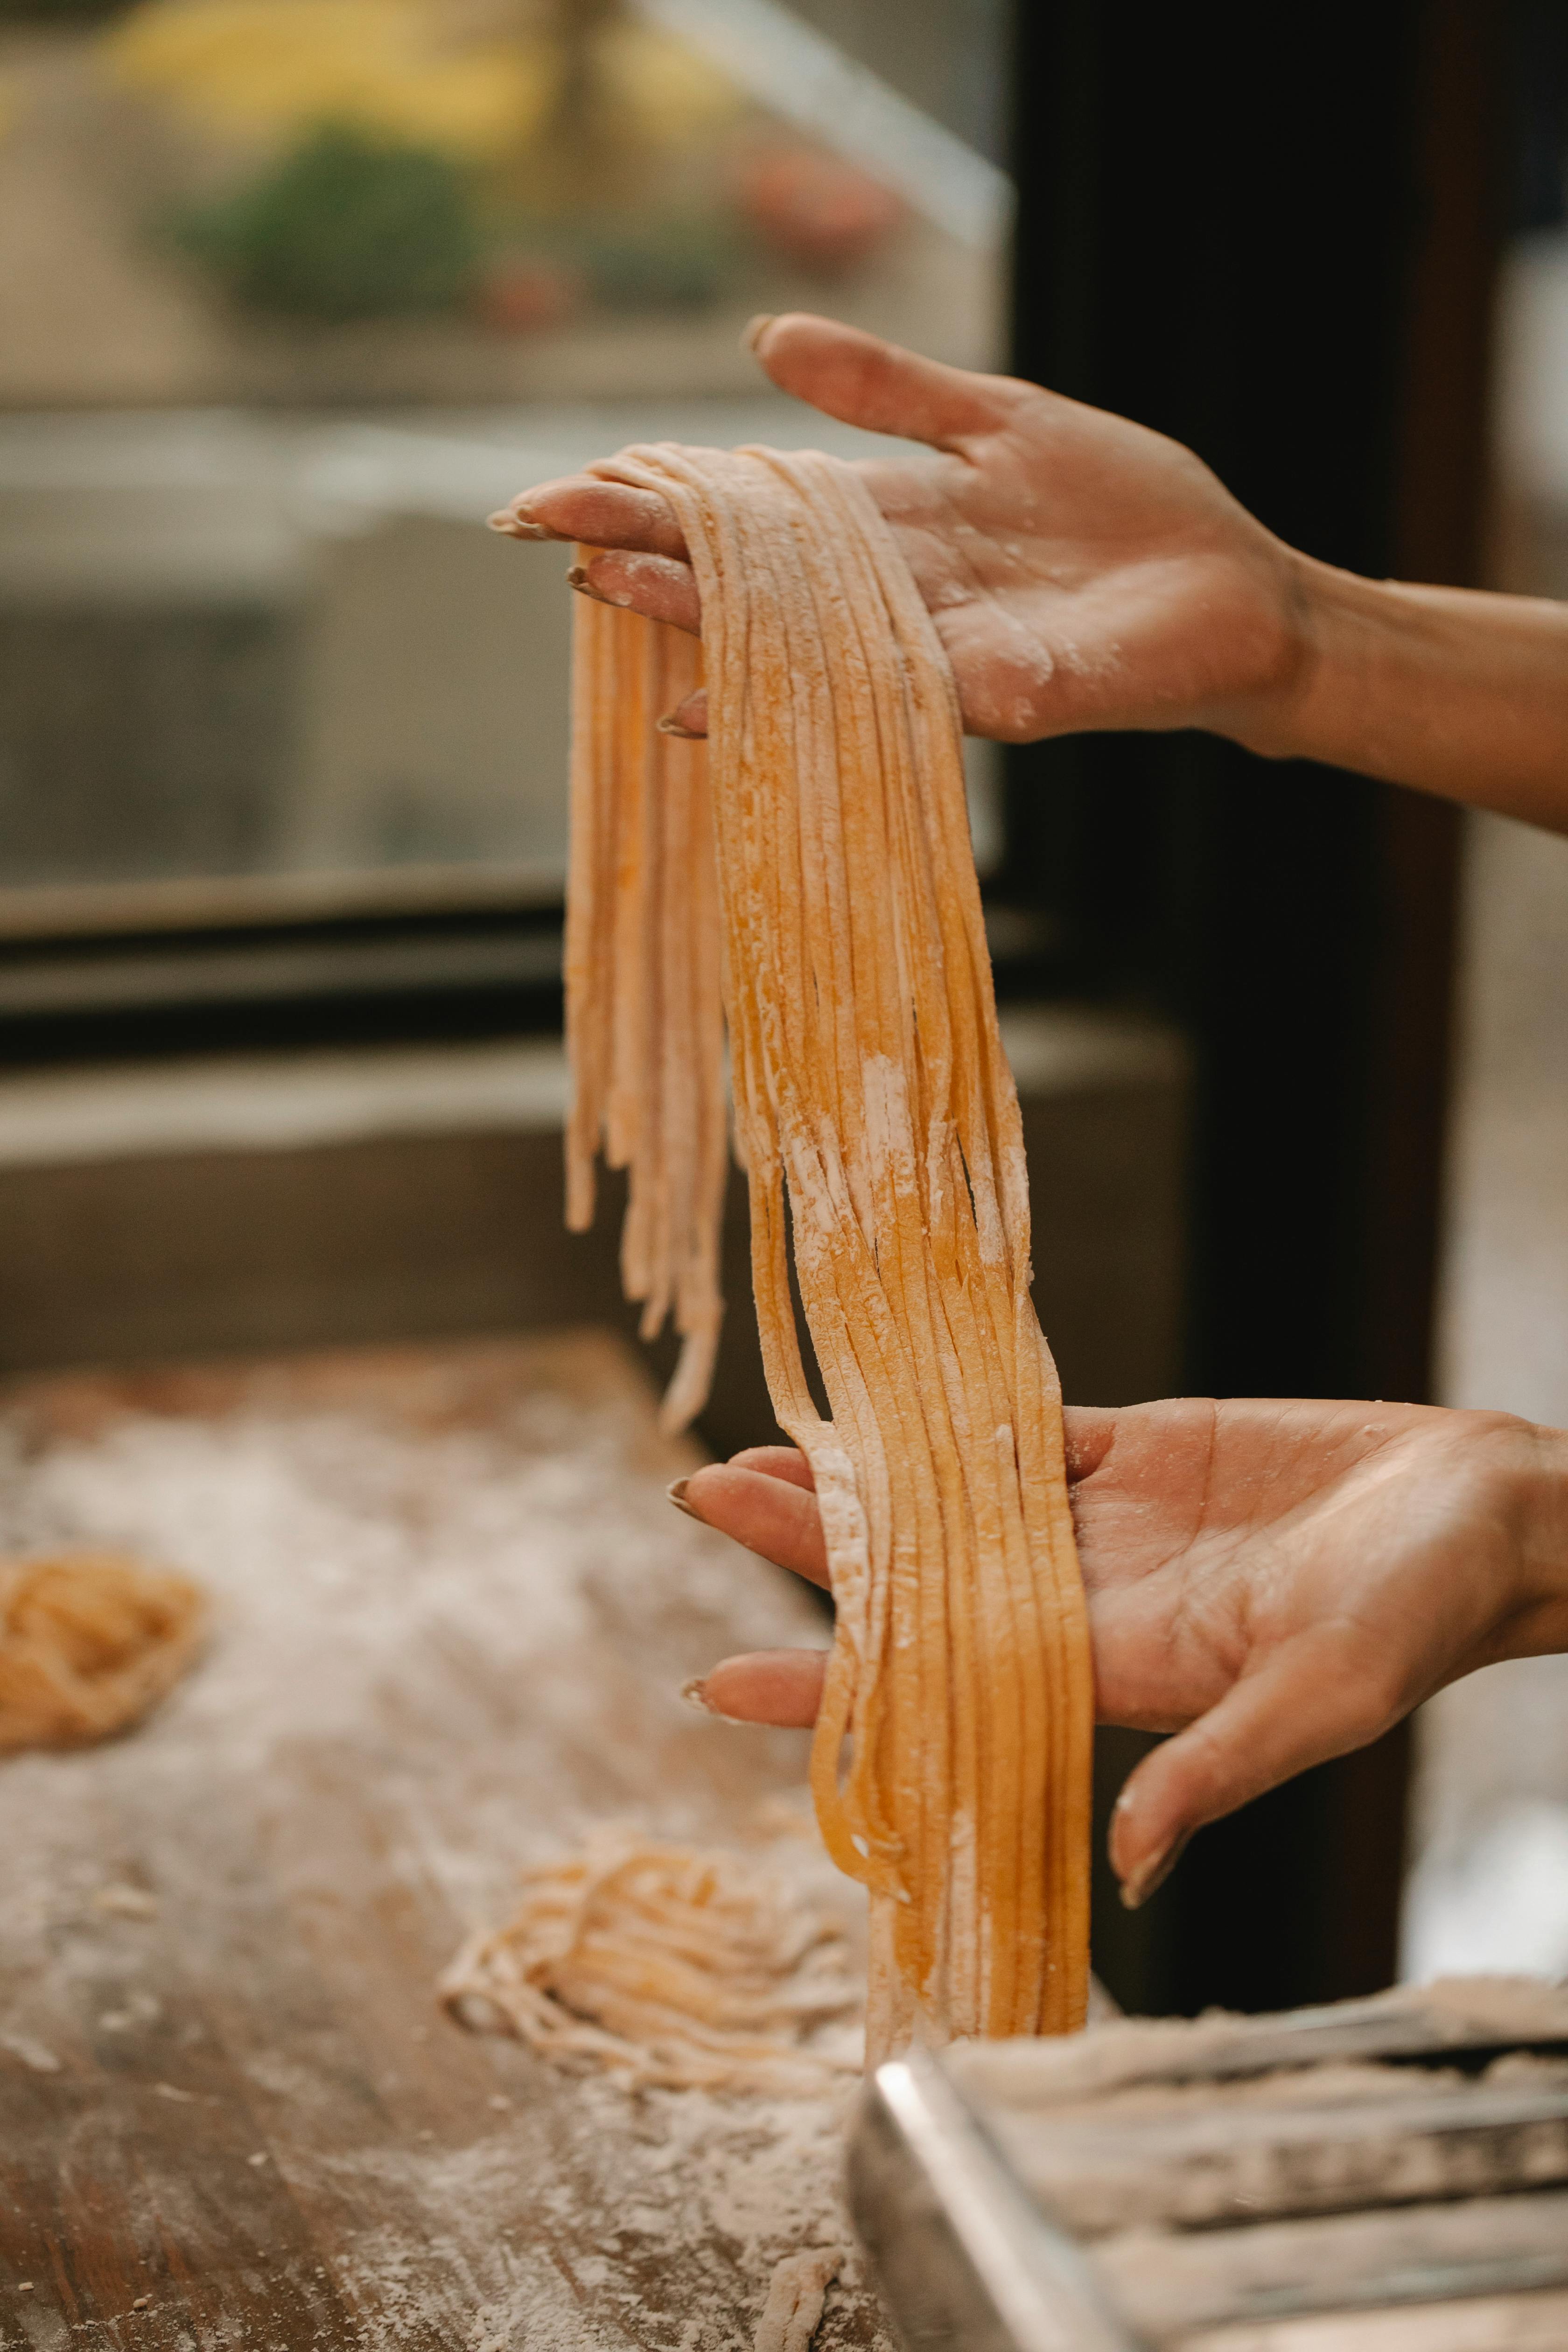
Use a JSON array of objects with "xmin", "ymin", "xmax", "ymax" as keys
[{"xmin": 1172, "ymin": 1713, "xmax": 1237, "ymax": 1810}]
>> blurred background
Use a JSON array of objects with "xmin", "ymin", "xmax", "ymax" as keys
[
  {"xmin": 0, "ymin": 0, "xmax": 1007, "ymax": 908},
  {"xmin": 0, "ymin": 0, "xmax": 1565, "ymax": 2023}
]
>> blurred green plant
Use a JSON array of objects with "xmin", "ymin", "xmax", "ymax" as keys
[
  {"xmin": 578, "ymin": 211, "xmax": 739, "ymax": 310},
  {"xmin": 175, "ymin": 121, "xmax": 481, "ymax": 322},
  {"xmin": 495, "ymin": 207, "xmax": 740, "ymax": 315}
]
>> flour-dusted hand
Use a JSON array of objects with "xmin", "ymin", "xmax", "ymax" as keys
[
  {"xmin": 675, "ymin": 1402, "xmax": 1568, "ymax": 1908},
  {"xmin": 492, "ymin": 311, "xmax": 1304, "ymax": 750},
  {"xmin": 494, "ymin": 312, "xmax": 1568, "ymax": 829}
]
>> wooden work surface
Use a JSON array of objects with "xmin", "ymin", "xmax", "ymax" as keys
[{"xmin": 0, "ymin": 1330, "xmax": 887, "ymax": 2352}]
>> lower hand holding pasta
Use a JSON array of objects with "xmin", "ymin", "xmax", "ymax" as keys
[{"xmin": 674, "ymin": 1403, "xmax": 1568, "ymax": 1914}]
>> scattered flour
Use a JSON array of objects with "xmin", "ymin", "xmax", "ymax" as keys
[{"xmin": 0, "ymin": 1365, "xmax": 889, "ymax": 2350}]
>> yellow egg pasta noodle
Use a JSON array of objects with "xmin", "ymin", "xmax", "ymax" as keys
[
  {"xmin": 564, "ymin": 448, "xmax": 1092, "ymax": 2054},
  {"xmin": 0, "ymin": 1552, "xmax": 206, "ymax": 1752},
  {"xmin": 566, "ymin": 580, "xmax": 726, "ymax": 1435},
  {"xmin": 441, "ymin": 1830, "xmax": 860, "ymax": 2094}
]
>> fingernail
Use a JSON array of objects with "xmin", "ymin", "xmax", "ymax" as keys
[
  {"xmin": 1119, "ymin": 1830, "xmax": 1189, "ymax": 1911},
  {"xmin": 679, "ymin": 1672, "xmax": 748, "ymax": 1725},
  {"xmin": 657, "ymin": 713, "xmax": 705, "ymax": 740},
  {"xmin": 667, "ymin": 1476, "xmax": 700, "ymax": 1519},
  {"xmin": 743, "ymin": 312, "xmax": 777, "ymax": 355},
  {"xmin": 487, "ymin": 509, "xmax": 551, "ymax": 538},
  {"xmin": 566, "ymin": 565, "xmax": 620, "ymax": 607}
]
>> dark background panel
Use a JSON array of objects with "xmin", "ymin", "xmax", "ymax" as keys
[{"xmin": 1007, "ymin": 2, "xmax": 1508, "ymax": 2016}]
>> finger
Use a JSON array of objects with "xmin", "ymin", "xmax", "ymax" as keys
[
  {"xmin": 727, "ymin": 1445, "xmax": 815, "ymax": 1491},
  {"xmin": 501, "ymin": 476, "xmax": 688, "ymax": 558},
  {"xmin": 576, "ymin": 549, "xmax": 701, "ymax": 635},
  {"xmin": 1108, "ymin": 1624, "xmax": 1401, "ymax": 1907},
  {"xmin": 751, "ymin": 311, "xmax": 1026, "ymax": 451},
  {"xmin": 696, "ymin": 1647, "xmax": 826, "ymax": 1728},
  {"xmin": 658, "ymin": 688, "xmax": 707, "ymax": 740},
  {"xmin": 680, "ymin": 1462, "xmax": 829, "ymax": 1588}
]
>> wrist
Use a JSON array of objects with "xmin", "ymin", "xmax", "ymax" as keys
[
  {"xmin": 1217, "ymin": 556, "xmax": 1568, "ymax": 829},
  {"xmin": 1499, "ymin": 1421, "xmax": 1568, "ymax": 1661},
  {"xmin": 1222, "ymin": 549, "xmax": 1386, "ymax": 766}
]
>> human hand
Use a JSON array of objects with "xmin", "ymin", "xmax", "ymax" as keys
[
  {"xmin": 491, "ymin": 312, "xmax": 1309, "ymax": 749},
  {"xmin": 673, "ymin": 1399, "xmax": 1568, "ymax": 1907}
]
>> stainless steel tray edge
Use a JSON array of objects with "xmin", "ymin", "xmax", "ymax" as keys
[{"xmin": 847, "ymin": 2049, "xmax": 1145, "ymax": 2352}]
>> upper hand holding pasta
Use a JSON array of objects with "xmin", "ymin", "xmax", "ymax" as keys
[
  {"xmin": 494, "ymin": 312, "xmax": 1308, "ymax": 750},
  {"xmin": 676, "ymin": 1400, "xmax": 1568, "ymax": 1909}
]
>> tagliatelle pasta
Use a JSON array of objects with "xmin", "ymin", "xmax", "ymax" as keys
[
  {"xmin": 566, "ymin": 445, "xmax": 1092, "ymax": 2054},
  {"xmin": 565, "ymin": 596, "xmax": 727, "ymax": 1436},
  {"xmin": 0, "ymin": 1552, "xmax": 206, "ymax": 1752},
  {"xmin": 440, "ymin": 1831, "xmax": 860, "ymax": 2093}
]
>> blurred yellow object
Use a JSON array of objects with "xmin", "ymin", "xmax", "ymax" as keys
[
  {"xmin": 105, "ymin": 0, "xmax": 561, "ymax": 163},
  {"xmin": 592, "ymin": 19, "xmax": 742, "ymax": 146}
]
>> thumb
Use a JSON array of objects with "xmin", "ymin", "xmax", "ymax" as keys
[
  {"xmin": 749, "ymin": 312, "xmax": 1023, "ymax": 451},
  {"xmin": 1109, "ymin": 1624, "xmax": 1401, "ymax": 1908}
]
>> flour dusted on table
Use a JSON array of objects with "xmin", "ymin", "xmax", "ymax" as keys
[{"xmin": 0, "ymin": 1351, "xmax": 891, "ymax": 2352}]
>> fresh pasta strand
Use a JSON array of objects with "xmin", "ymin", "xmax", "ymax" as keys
[
  {"xmin": 441, "ymin": 1830, "xmax": 860, "ymax": 2094},
  {"xmin": 0, "ymin": 1553, "xmax": 206, "ymax": 1752},
  {"xmin": 755, "ymin": 2249, "xmax": 842, "ymax": 2352},
  {"xmin": 565, "ymin": 449, "xmax": 1092, "ymax": 2053},
  {"xmin": 566, "ymin": 581, "xmax": 727, "ymax": 1435}
]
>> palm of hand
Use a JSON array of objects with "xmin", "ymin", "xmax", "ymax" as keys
[
  {"xmin": 855, "ymin": 402, "xmax": 1298, "ymax": 743},
  {"xmin": 681, "ymin": 1396, "xmax": 1532, "ymax": 1902},
  {"xmin": 1066, "ymin": 1397, "xmax": 1512, "ymax": 1737},
  {"xmin": 1065, "ymin": 1395, "xmax": 1533, "ymax": 1895}
]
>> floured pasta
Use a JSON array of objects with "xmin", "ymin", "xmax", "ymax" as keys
[
  {"xmin": 441, "ymin": 1830, "xmax": 861, "ymax": 2093},
  {"xmin": 0, "ymin": 1552, "xmax": 206, "ymax": 1752},
  {"xmin": 755, "ymin": 2249, "xmax": 842, "ymax": 2352},
  {"xmin": 566, "ymin": 602, "xmax": 727, "ymax": 1436},
  {"xmin": 566, "ymin": 445, "xmax": 1093, "ymax": 2055}
]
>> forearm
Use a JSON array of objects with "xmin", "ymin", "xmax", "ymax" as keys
[{"xmin": 1242, "ymin": 560, "xmax": 1568, "ymax": 831}]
